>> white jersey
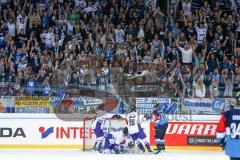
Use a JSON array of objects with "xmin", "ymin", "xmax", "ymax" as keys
[
  {"xmin": 195, "ymin": 25, "xmax": 208, "ymax": 43},
  {"xmin": 113, "ymin": 132, "xmax": 133, "ymax": 147},
  {"xmin": 7, "ymin": 23, "xmax": 16, "ymax": 37},
  {"xmin": 91, "ymin": 113, "xmax": 123, "ymax": 132},
  {"xmin": 16, "ymin": 15, "xmax": 28, "ymax": 34},
  {"xmin": 126, "ymin": 112, "xmax": 140, "ymax": 134},
  {"xmin": 41, "ymin": 32, "xmax": 54, "ymax": 47},
  {"xmin": 91, "ymin": 117, "xmax": 105, "ymax": 131},
  {"xmin": 179, "ymin": 47, "xmax": 193, "ymax": 63}
]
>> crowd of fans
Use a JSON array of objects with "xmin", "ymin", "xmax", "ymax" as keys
[{"xmin": 0, "ymin": 0, "xmax": 240, "ymax": 98}]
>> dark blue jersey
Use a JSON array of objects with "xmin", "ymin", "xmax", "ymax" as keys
[{"xmin": 216, "ymin": 108, "xmax": 240, "ymax": 158}]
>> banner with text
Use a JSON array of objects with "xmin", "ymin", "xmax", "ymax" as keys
[
  {"xmin": 136, "ymin": 97, "xmax": 179, "ymax": 115},
  {"xmin": 15, "ymin": 97, "xmax": 50, "ymax": 113},
  {"xmin": 182, "ymin": 98, "xmax": 233, "ymax": 115},
  {"xmin": 149, "ymin": 121, "xmax": 219, "ymax": 146},
  {"xmin": 0, "ymin": 114, "xmax": 220, "ymax": 148}
]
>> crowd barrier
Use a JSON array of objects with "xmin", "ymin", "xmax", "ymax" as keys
[
  {"xmin": 0, "ymin": 96, "xmax": 237, "ymax": 115},
  {"xmin": 0, "ymin": 114, "xmax": 221, "ymax": 150}
]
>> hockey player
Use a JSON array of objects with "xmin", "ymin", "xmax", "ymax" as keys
[
  {"xmin": 152, "ymin": 108, "xmax": 168, "ymax": 154},
  {"xmin": 92, "ymin": 113, "xmax": 126, "ymax": 153},
  {"xmin": 126, "ymin": 105, "xmax": 152, "ymax": 153},
  {"xmin": 103, "ymin": 127, "xmax": 134, "ymax": 154},
  {"xmin": 103, "ymin": 132, "xmax": 120, "ymax": 154},
  {"xmin": 216, "ymin": 99, "xmax": 240, "ymax": 160},
  {"xmin": 92, "ymin": 117, "xmax": 105, "ymax": 152},
  {"xmin": 118, "ymin": 127, "xmax": 135, "ymax": 153}
]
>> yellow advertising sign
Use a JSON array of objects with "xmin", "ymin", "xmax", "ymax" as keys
[{"xmin": 15, "ymin": 97, "xmax": 50, "ymax": 108}]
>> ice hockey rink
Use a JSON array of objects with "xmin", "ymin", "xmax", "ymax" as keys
[{"xmin": 0, "ymin": 149, "xmax": 228, "ymax": 160}]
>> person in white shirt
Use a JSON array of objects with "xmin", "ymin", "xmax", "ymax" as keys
[
  {"xmin": 18, "ymin": 59, "xmax": 28, "ymax": 71},
  {"xmin": 7, "ymin": 18, "xmax": 16, "ymax": 37},
  {"xmin": 223, "ymin": 70, "xmax": 234, "ymax": 97},
  {"xmin": 194, "ymin": 22, "xmax": 208, "ymax": 44},
  {"xmin": 182, "ymin": 0, "xmax": 191, "ymax": 16},
  {"xmin": 114, "ymin": 25, "xmax": 125, "ymax": 44},
  {"xmin": 193, "ymin": 77, "xmax": 206, "ymax": 98},
  {"xmin": 16, "ymin": 14, "xmax": 28, "ymax": 34},
  {"xmin": 67, "ymin": 20, "xmax": 74, "ymax": 36},
  {"xmin": 41, "ymin": 28, "xmax": 55, "ymax": 48},
  {"xmin": 176, "ymin": 39, "xmax": 195, "ymax": 64}
]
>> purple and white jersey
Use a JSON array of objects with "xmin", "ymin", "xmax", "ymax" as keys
[
  {"xmin": 126, "ymin": 112, "xmax": 140, "ymax": 134},
  {"xmin": 104, "ymin": 133, "xmax": 116, "ymax": 149},
  {"xmin": 126, "ymin": 112, "xmax": 146, "ymax": 134},
  {"xmin": 92, "ymin": 118, "xmax": 105, "ymax": 137},
  {"xmin": 92, "ymin": 114, "xmax": 121, "ymax": 137},
  {"xmin": 129, "ymin": 124, "xmax": 147, "ymax": 141}
]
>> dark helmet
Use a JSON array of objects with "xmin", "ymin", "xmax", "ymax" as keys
[
  {"xmin": 153, "ymin": 108, "xmax": 160, "ymax": 116},
  {"xmin": 123, "ymin": 127, "xmax": 128, "ymax": 136},
  {"xmin": 154, "ymin": 103, "xmax": 160, "ymax": 109},
  {"xmin": 130, "ymin": 105, "xmax": 136, "ymax": 112}
]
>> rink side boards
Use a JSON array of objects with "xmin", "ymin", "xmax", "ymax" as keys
[
  {"xmin": 0, "ymin": 114, "xmax": 222, "ymax": 151},
  {"xmin": 0, "ymin": 145, "xmax": 222, "ymax": 151}
]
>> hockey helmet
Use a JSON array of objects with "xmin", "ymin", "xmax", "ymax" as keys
[
  {"xmin": 130, "ymin": 105, "xmax": 136, "ymax": 112},
  {"xmin": 123, "ymin": 127, "xmax": 128, "ymax": 136},
  {"xmin": 153, "ymin": 108, "xmax": 160, "ymax": 116}
]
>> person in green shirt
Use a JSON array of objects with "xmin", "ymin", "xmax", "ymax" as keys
[
  {"xmin": 67, "ymin": 9, "xmax": 80, "ymax": 24},
  {"xmin": 194, "ymin": 48, "xmax": 206, "ymax": 70}
]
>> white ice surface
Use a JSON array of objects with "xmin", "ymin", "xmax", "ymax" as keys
[{"xmin": 0, "ymin": 150, "xmax": 229, "ymax": 160}]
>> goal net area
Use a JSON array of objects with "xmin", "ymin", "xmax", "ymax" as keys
[{"xmin": 82, "ymin": 114, "xmax": 127, "ymax": 151}]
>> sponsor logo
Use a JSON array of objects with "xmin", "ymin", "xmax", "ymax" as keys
[
  {"xmin": 166, "ymin": 123, "xmax": 217, "ymax": 135},
  {"xmin": 187, "ymin": 136, "xmax": 218, "ymax": 146},
  {"xmin": 212, "ymin": 99, "xmax": 225, "ymax": 113},
  {"xmin": 183, "ymin": 100, "xmax": 211, "ymax": 108},
  {"xmin": 38, "ymin": 126, "xmax": 94, "ymax": 139},
  {"xmin": 150, "ymin": 122, "xmax": 219, "ymax": 146},
  {"xmin": 39, "ymin": 127, "xmax": 54, "ymax": 138},
  {"xmin": 0, "ymin": 128, "xmax": 26, "ymax": 138},
  {"xmin": 159, "ymin": 102, "xmax": 178, "ymax": 115}
]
